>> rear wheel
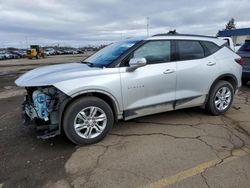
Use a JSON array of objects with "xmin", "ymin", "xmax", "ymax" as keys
[
  {"xmin": 63, "ymin": 96, "xmax": 114, "ymax": 145},
  {"xmin": 205, "ymin": 81, "xmax": 234, "ymax": 115}
]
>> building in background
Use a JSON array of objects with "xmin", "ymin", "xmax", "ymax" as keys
[{"xmin": 218, "ymin": 28, "xmax": 250, "ymax": 45}]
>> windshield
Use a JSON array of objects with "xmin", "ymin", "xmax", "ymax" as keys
[{"xmin": 83, "ymin": 39, "xmax": 142, "ymax": 67}]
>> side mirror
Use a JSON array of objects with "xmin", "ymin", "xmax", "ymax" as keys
[{"xmin": 126, "ymin": 58, "xmax": 147, "ymax": 72}]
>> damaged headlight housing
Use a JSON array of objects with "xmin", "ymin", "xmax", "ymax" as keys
[
  {"xmin": 32, "ymin": 90, "xmax": 51, "ymax": 121},
  {"xmin": 30, "ymin": 87, "xmax": 58, "ymax": 121},
  {"xmin": 23, "ymin": 86, "xmax": 68, "ymax": 138}
]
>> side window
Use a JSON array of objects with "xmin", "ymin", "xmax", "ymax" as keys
[
  {"xmin": 132, "ymin": 41, "xmax": 171, "ymax": 64},
  {"xmin": 201, "ymin": 41, "xmax": 220, "ymax": 55},
  {"xmin": 177, "ymin": 40, "xmax": 205, "ymax": 61}
]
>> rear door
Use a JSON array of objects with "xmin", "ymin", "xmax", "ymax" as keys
[
  {"xmin": 175, "ymin": 40, "xmax": 219, "ymax": 109},
  {"xmin": 119, "ymin": 40, "xmax": 176, "ymax": 119}
]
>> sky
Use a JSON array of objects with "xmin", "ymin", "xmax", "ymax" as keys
[{"xmin": 0, "ymin": 0, "xmax": 250, "ymax": 48}]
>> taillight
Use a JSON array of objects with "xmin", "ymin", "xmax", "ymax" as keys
[{"xmin": 235, "ymin": 57, "xmax": 243, "ymax": 65}]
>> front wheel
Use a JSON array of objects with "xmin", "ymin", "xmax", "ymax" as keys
[
  {"xmin": 63, "ymin": 97, "xmax": 114, "ymax": 145},
  {"xmin": 205, "ymin": 81, "xmax": 234, "ymax": 115}
]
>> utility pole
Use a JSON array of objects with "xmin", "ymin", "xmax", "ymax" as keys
[{"xmin": 146, "ymin": 17, "xmax": 149, "ymax": 37}]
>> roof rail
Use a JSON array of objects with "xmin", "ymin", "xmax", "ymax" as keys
[{"xmin": 152, "ymin": 33, "xmax": 217, "ymax": 39}]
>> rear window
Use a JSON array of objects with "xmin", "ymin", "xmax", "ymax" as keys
[
  {"xmin": 201, "ymin": 41, "xmax": 220, "ymax": 55},
  {"xmin": 177, "ymin": 40, "xmax": 204, "ymax": 61},
  {"xmin": 239, "ymin": 41, "xmax": 250, "ymax": 51}
]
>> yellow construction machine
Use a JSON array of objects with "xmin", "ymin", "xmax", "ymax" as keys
[{"xmin": 26, "ymin": 45, "xmax": 45, "ymax": 59}]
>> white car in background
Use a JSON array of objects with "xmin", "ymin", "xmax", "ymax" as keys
[
  {"xmin": 218, "ymin": 37, "xmax": 235, "ymax": 51},
  {"xmin": 45, "ymin": 48, "xmax": 56, "ymax": 56},
  {"xmin": 235, "ymin": 43, "xmax": 243, "ymax": 52},
  {"xmin": 0, "ymin": 53, "xmax": 6, "ymax": 60}
]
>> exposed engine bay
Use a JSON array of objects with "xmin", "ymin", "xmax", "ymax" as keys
[{"xmin": 23, "ymin": 86, "xmax": 69, "ymax": 139}]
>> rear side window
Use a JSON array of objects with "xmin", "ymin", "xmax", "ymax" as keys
[
  {"xmin": 177, "ymin": 40, "xmax": 204, "ymax": 61},
  {"xmin": 201, "ymin": 41, "xmax": 220, "ymax": 55},
  {"xmin": 239, "ymin": 41, "xmax": 250, "ymax": 51},
  {"xmin": 133, "ymin": 40, "xmax": 171, "ymax": 64}
]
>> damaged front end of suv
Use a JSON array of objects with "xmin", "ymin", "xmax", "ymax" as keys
[
  {"xmin": 15, "ymin": 59, "xmax": 119, "ymax": 144},
  {"xmin": 23, "ymin": 86, "xmax": 69, "ymax": 139},
  {"xmin": 14, "ymin": 62, "xmax": 94, "ymax": 139}
]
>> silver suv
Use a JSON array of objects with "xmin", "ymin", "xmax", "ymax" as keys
[{"xmin": 16, "ymin": 34, "xmax": 242, "ymax": 145}]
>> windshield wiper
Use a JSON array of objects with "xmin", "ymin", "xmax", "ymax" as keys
[{"xmin": 80, "ymin": 61, "xmax": 95, "ymax": 67}]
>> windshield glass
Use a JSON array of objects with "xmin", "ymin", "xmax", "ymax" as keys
[{"xmin": 83, "ymin": 39, "xmax": 142, "ymax": 67}]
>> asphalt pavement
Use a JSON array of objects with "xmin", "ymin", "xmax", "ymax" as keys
[{"xmin": 0, "ymin": 55, "xmax": 250, "ymax": 188}]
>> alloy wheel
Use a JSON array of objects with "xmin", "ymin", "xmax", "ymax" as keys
[
  {"xmin": 214, "ymin": 86, "xmax": 232, "ymax": 111},
  {"xmin": 73, "ymin": 106, "xmax": 107, "ymax": 139}
]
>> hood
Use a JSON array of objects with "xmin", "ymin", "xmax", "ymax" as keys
[{"xmin": 15, "ymin": 63, "xmax": 101, "ymax": 87}]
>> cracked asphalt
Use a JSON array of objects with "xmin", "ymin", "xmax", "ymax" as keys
[{"xmin": 0, "ymin": 55, "xmax": 250, "ymax": 188}]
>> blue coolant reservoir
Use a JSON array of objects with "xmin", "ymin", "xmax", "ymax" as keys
[{"xmin": 32, "ymin": 90, "xmax": 51, "ymax": 120}]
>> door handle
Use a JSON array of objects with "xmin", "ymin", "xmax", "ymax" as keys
[
  {"xmin": 163, "ymin": 69, "xmax": 175, "ymax": 74},
  {"xmin": 207, "ymin": 62, "xmax": 216, "ymax": 66}
]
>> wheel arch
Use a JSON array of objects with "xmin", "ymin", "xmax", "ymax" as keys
[
  {"xmin": 59, "ymin": 90, "xmax": 122, "ymax": 128},
  {"xmin": 210, "ymin": 74, "xmax": 238, "ymax": 92},
  {"xmin": 206, "ymin": 74, "xmax": 238, "ymax": 104}
]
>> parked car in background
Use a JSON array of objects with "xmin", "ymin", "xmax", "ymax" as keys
[
  {"xmin": 16, "ymin": 33, "xmax": 242, "ymax": 145},
  {"xmin": 9, "ymin": 51, "xmax": 22, "ymax": 59},
  {"xmin": 45, "ymin": 48, "xmax": 56, "ymax": 56},
  {"xmin": 3, "ymin": 51, "xmax": 14, "ymax": 59},
  {"xmin": 235, "ymin": 43, "xmax": 243, "ymax": 52},
  {"xmin": 62, "ymin": 50, "xmax": 70, "ymax": 54},
  {"xmin": 218, "ymin": 37, "xmax": 235, "ymax": 51},
  {"xmin": 11, "ymin": 51, "xmax": 22, "ymax": 58},
  {"xmin": 63, "ymin": 49, "xmax": 76, "ymax": 54},
  {"xmin": 77, "ymin": 49, "xmax": 84, "ymax": 54},
  {"xmin": 55, "ymin": 50, "xmax": 64, "ymax": 55},
  {"xmin": 237, "ymin": 40, "xmax": 250, "ymax": 85},
  {"xmin": 72, "ymin": 50, "xmax": 78, "ymax": 54},
  {"xmin": 0, "ymin": 50, "xmax": 26, "ymax": 60},
  {"xmin": 17, "ymin": 50, "xmax": 27, "ymax": 58},
  {"xmin": 0, "ymin": 46, "xmax": 87, "ymax": 60},
  {"xmin": 0, "ymin": 52, "xmax": 6, "ymax": 60}
]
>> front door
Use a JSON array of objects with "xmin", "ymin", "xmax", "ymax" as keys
[{"xmin": 119, "ymin": 40, "xmax": 176, "ymax": 119}]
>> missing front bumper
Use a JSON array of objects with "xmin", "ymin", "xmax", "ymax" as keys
[{"xmin": 22, "ymin": 99, "xmax": 61, "ymax": 139}]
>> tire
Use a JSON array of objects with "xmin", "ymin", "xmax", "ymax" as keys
[
  {"xmin": 63, "ymin": 96, "xmax": 114, "ymax": 145},
  {"xmin": 242, "ymin": 79, "xmax": 248, "ymax": 85},
  {"xmin": 205, "ymin": 80, "xmax": 234, "ymax": 115}
]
